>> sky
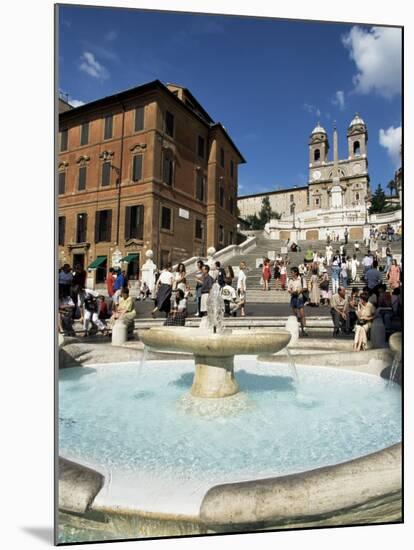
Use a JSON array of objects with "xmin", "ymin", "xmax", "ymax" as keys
[{"xmin": 58, "ymin": 5, "xmax": 402, "ymax": 197}]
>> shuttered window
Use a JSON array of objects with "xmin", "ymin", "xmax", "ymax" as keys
[
  {"xmin": 95, "ymin": 210, "xmax": 112, "ymax": 243},
  {"xmin": 219, "ymin": 186, "xmax": 224, "ymax": 207},
  {"xmin": 134, "ymin": 106, "xmax": 144, "ymax": 132},
  {"xmin": 58, "ymin": 172, "xmax": 66, "ymax": 195},
  {"xmin": 195, "ymin": 219, "xmax": 203, "ymax": 240},
  {"xmin": 102, "ymin": 161, "xmax": 111, "ymax": 186},
  {"xmin": 125, "ymin": 205, "xmax": 144, "ymax": 240},
  {"xmin": 165, "ymin": 111, "xmax": 174, "ymax": 137},
  {"xmin": 60, "ymin": 129, "xmax": 68, "ymax": 152},
  {"xmin": 161, "ymin": 206, "xmax": 172, "ymax": 230},
  {"xmin": 80, "ymin": 122, "xmax": 89, "ymax": 146},
  {"xmin": 104, "ymin": 115, "xmax": 113, "ymax": 140},
  {"xmin": 196, "ymin": 172, "xmax": 204, "ymax": 201},
  {"xmin": 220, "ymin": 147, "xmax": 224, "ymax": 167},
  {"xmin": 78, "ymin": 166, "xmax": 87, "ymax": 190},
  {"xmin": 58, "ymin": 216, "xmax": 66, "ymax": 246},
  {"xmin": 132, "ymin": 155, "xmax": 143, "ymax": 182},
  {"xmin": 163, "ymin": 150, "xmax": 173, "ymax": 186}
]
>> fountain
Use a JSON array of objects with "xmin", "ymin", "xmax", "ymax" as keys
[
  {"xmin": 58, "ymin": 290, "xmax": 402, "ymax": 543},
  {"xmin": 140, "ymin": 283, "xmax": 291, "ymax": 398}
]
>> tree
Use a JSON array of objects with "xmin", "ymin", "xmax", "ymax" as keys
[
  {"xmin": 369, "ymin": 184, "xmax": 387, "ymax": 214},
  {"xmin": 258, "ymin": 196, "xmax": 281, "ymax": 227},
  {"xmin": 386, "ymin": 179, "xmax": 396, "ymax": 196}
]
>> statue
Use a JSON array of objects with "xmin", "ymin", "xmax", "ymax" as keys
[{"xmin": 141, "ymin": 250, "xmax": 157, "ymax": 297}]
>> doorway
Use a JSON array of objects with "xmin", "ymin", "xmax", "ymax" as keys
[
  {"xmin": 127, "ymin": 253, "xmax": 140, "ymax": 280},
  {"xmin": 72, "ymin": 253, "xmax": 85, "ymax": 269}
]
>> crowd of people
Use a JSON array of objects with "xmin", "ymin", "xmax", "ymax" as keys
[{"xmin": 58, "ymin": 264, "xmax": 136, "ymax": 337}]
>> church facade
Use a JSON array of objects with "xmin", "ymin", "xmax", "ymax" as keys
[{"xmin": 238, "ymin": 114, "xmax": 370, "ymax": 220}]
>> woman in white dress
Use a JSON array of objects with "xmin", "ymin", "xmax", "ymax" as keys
[
  {"xmin": 237, "ymin": 261, "xmax": 247, "ymax": 317},
  {"xmin": 353, "ymin": 292, "xmax": 376, "ymax": 351},
  {"xmin": 349, "ymin": 254, "xmax": 360, "ymax": 283}
]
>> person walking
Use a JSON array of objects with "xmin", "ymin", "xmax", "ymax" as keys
[
  {"xmin": 340, "ymin": 260, "xmax": 348, "ymax": 289},
  {"xmin": 350, "ymin": 254, "xmax": 360, "ymax": 283},
  {"xmin": 287, "ymin": 267, "xmax": 308, "ymax": 336},
  {"xmin": 362, "ymin": 252, "xmax": 373, "ymax": 279},
  {"xmin": 387, "ymin": 259, "xmax": 401, "ymax": 290},
  {"xmin": 237, "ymin": 261, "xmax": 247, "ymax": 317},
  {"xmin": 194, "ymin": 259, "xmax": 204, "ymax": 317},
  {"xmin": 325, "ymin": 244, "xmax": 333, "ymax": 266},
  {"xmin": 280, "ymin": 261, "xmax": 287, "ymax": 290},
  {"xmin": 200, "ymin": 264, "xmax": 214, "ymax": 317},
  {"xmin": 309, "ymin": 268, "xmax": 320, "ymax": 307},
  {"xmin": 151, "ymin": 263, "xmax": 174, "ymax": 317},
  {"xmin": 262, "ymin": 258, "xmax": 271, "ymax": 291},
  {"xmin": 344, "ymin": 227, "xmax": 349, "ymax": 244},
  {"xmin": 331, "ymin": 258, "xmax": 340, "ymax": 295},
  {"xmin": 365, "ymin": 261, "xmax": 382, "ymax": 290},
  {"xmin": 273, "ymin": 260, "xmax": 281, "ymax": 290}
]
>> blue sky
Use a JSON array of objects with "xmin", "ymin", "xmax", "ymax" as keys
[{"xmin": 58, "ymin": 5, "xmax": 402, "ymax": 197}]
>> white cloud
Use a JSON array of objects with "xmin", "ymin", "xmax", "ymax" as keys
[
  {"xmin": 303, "ymin": 103, "xmax": 321, "ymax": 118},
  {"xmin": 332, "ymin": 90, "xmax": 345, "ymax": 110},
  {"xmin": 69, "ymin": 99, "xmax": 85, "ymax": 108},
  {"xmin": 379, "ymin": 126, "xmax": 402, "ymax": 167},
  {"xmin": 342, "ymin": 26, "xmax": 401, "ymax": 98},
  {"xmin": 79, "ymin": 52, "xmax": 109, "ymax": 80},
  {"xmin": 105, "ymin": 30, "xmax": 117, "ymax": 41}
]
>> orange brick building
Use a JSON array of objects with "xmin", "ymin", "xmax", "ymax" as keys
[{"xmin": 58, "ymin": 80, "xmax": 245, "ymax": 283}]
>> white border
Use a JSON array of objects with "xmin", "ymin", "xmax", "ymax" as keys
[{"xmin": 2, "ymin": 1, "xmax": 411, "ymax": 549}]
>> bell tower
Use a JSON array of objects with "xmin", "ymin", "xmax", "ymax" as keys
[
  {"xmin": 347, "ymin": 113, "xmax": 368, "ymax": 159},
  {"xmin": 309, "ymin": 123, "xmax": 329, "ymax": 166}
]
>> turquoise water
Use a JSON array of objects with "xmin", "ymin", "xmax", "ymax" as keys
[{"xmin": 59, "ymin": 358, "xmax": 401, "ymax": 489}]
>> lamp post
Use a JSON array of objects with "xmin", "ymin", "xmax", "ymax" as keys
[{"xmin": 292, "ymin": 202, "xmax": 296, "ymax": 229}]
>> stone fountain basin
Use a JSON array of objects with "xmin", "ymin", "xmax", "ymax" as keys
[{"xmin": 140, "ymin": 327, "xmax": 291, "ymax": 357}]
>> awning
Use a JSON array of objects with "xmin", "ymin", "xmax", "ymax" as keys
[
  {"xmin": 88, "ymin": 256, "xmax": 107, "ymax": 269},
  {"xmin": 121, "ymin": 253, "xmax": 139, "ymax": 263}
]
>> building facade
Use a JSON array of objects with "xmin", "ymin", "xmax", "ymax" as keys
[
  {"xmin": 58, "ymin": 80, "xmax": 245, "ymax": 281},
  {"xmin": 238, "ymin": 114, "xmax": 370, "ymax": 220}
]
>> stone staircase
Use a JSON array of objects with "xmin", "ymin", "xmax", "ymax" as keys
[{"xmin": 186, "ymin": 234, "xmax": 401, "ymax": 304}]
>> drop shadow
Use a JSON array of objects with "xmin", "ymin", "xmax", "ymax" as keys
[{"xmin": 20, "ymin": 526, "xmax": 54, "ymax": 544}]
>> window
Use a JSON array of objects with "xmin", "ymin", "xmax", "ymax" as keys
[
  {"xmin": 95, "ymin": 210, "xmax": 112, "ymax": 243},
  {"xmin": 229, "ymin": 197, "xmax": 234, "ymax": 215},
  {"xmin": 80, "ymin": 122, "xmax": 89, "ymax": 146},
  {"xmin": 78, "ymin": 166, "xmax": 87, "ymax": 191},
  {"xmin": 353, "ymin": 141, "xmax": 361, "ymax": 155},
  {"xmin": 219, "ymin": 186, "xmax": 225, "ymax": 207},
  {"xmin": 315, "ymin": 198, "xmax": 320, "ymax": 206},
  {"xmin": 356, "ymin": 192, "xmax": 360, "ymax": 201},
  {"xmin": 132, "ymin": 154, "xmax": 143, "ymax": 182},
  {"xmin": 195, "ymin": 219, "xmax": 203, "ymax": 240},
  {"xmin": 102, "ymin": 161, "xmax": 111, "ymax": 186},
  {"xmin": 76, "ymin": 213, "xmax": 87, "ymax": 243},
  {"xmin": 60, "ymin": 129, "xmax": 68, "ymax": 152},
  {"xmin": 314, "ymin": 148, "xmax": 320, "ymax": 162},
  {"xmin": 198, "ymin": 136, "xmax": 205, "ymax": 158},
  {"xmin": 163, "ymin": 150, "xmax": 174, "ymax": 186},
  {"xmin": 104, "ymin": 115, "xmax": 113, "ymax": 140},
  {"xmin": 134, "ymin": 106, "xmax": 144, "ymax": 132},
  {"xmin": 58, "ymin": 171, "xmax": 66, "ymax": 195},
  {"xmin": 125, "ymin": 205, "xmax": 144, "ymax": 240},
  {"xmin": 218, "ymin": 224, "xmax": 224, "ymax": 243},
  {"xmin": 161, "ymin": 206, "xmax": 172, "ymax": 230},
  {"xmin": 165, "ymin": 111, "xmax": 174, "ymax": 137},
  {"xmin": 230, "ymin": 159, "xmax": 234, "ymax": 178},
  {"xmin": 220, "ymin": 147, "xmax": 224, "ymax": 167},
  {"xmin": 290, "ymin": 194, "xmax": 294, "ymax": 202},
  {"xmin": 196, "ymin": 172, "xmax": 205, "ymax": 201},
  {"xmin": 58, "ymin": 216, "xmax": 66, "ymax": 246},
  {"xmin": 229, "ymin": 231, "xmax": 233, "ymax": 244}
]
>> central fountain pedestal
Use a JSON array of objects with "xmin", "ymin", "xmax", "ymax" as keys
[
  {"xmin": 192, "ymin": 355, "xmax": 238, "ymax": 398},
  {"xmin": 140, "ymin": 327, "xmax": 291, "ymax": 399}
]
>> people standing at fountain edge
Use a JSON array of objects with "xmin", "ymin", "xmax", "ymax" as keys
[
  {"xmin": 262, "ymin": 258, "xmax": 271, "ymax": 291},
  {"xmin": 200, "ymin": 264, "xmax": 215, "ymax": 317},
  {"xmin": 237, "ymin": 261, "xmax": 247, "ymax": 317},
  {"xmin": 387, "ymin": 259, "xmax": 401, "ymax": 290},
  {"xmin": 365, "ymin": 261, "xmax": 382, "ymax": 290},
  {"xmin": 58, "ymin": 289, "xmax": 76, "ymax": 336},
  {"xmin": 214, "ymin": 261, "xmax": 227, "ymax": 288},
  {"xmin": 173, "ymin": 263, "xmax": 188, "ymax": 294},
  {"xmin": 287, "ymin": 267, "xmax": 308, "ymax": 336},
  {"xmin": 330, "ymin": 287, "xmax": 349, "ymax": 336},
  {"xmin": 194, "ymin": 259, "xmax": 204, "ymax": 317},
  {"xmin": 58, "ymin": 263, "xmax": 73, "ymax": 298},
  {"xmin": 353, "ymin": 292, "xmax": 376, "ymax": 351},
  {"xmin": 106, "ymin": 267, "xmax": 116, "ymax": 298},
  {"xmin": 151, "ymin": 263, "xmax": 174, "ymax": 318}
]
